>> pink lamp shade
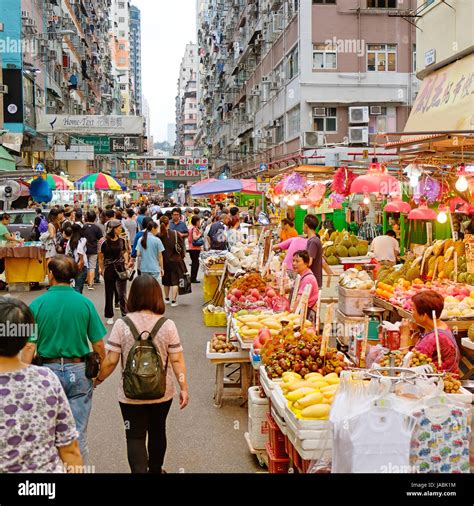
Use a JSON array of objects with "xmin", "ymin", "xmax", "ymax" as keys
[
  {"xmin": 384, "ymin": 200, "xmax": 412, "ymax": 213},
  {"xmin": 407, "ymin": 204, "xmax": 438, "ymax": 220},
  {"xmin": 350, "ymin": 163, "xmax": 399, "ymax": 195}
]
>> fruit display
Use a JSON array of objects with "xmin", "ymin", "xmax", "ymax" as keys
[
  {"xmin": 200, "ymin": 251, "xmax": 228, "ymax": 269},
  {"xmin": 226, "ymin": 286, "xmax": 287, "ymax": 312},
  {"xmin": 443, "ymin": 373, "xmax": 461, "ymax": 394},
  {"xmin": 262, "ymin": 327, "xmax": 348, "ymax": 379},
  {"xmin": 228, "ymin": 272, "xmax": 267, "ymax": 294},
  {"xmin": 376, "ymin": 350, "xmax": 405, "ymax": 374},
  {"xmin": 468, "ymin": 323, "xmax": 474, "ymax": 342},
  {"xmin": 375, "ymin": 277, "xmax": 474, "ymax": 318},
  {"xmin": 405, "ymin": 350, "xmax": 433, "ymax": 368},
  {"xmin": 280, "ymin": 371, "xmax": 340, "ymax": 420},
  {"xmin": 210, "ymin": 334, "xmax": 239, "ymax": 354},
  {"xmin": 339, "ymin": 268, "xmax": 374, "ymax": 290},
  {"xmin": 234, "ymin": 310, "xmax": 313, "ymax": 341},
  {"xmin": 323, "ymin": 231, "xmax": 369, "ymax": 266}
]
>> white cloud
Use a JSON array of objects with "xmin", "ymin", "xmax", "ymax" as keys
[{"xmin": 132, "ymin": 0, "xmax": 196, "ymax": 142}]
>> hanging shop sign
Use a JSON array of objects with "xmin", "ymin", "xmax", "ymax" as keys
[
  {"xmin": 53, "ymin": 144, "xmax": 94, "ymax": 160},
  {"xmin": 110, "ymin": 136, "xmax": 143, "ymax": 153},
  {"xmin": 73, "ymin": 136, "xmax": 110, "ymax": 154},
  {"xmin": 36, "ymin": 115, "xmax": 145, "ymax": 135},
  {"xmin": 404, "ymin": 53, "xmax": 473, "ymax": 132}
]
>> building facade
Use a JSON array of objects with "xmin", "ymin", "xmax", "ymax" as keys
[
  {"xmin": 0, "ymin": 0, "xmax": 117, "ymax": 171},
  {"xmin": 196, "ymin": 0, "xmax": 418, "ymax": 177},
  {"xmin": 175, "ymin": 43, "xmax": 198, "ymax": 157},
  {"xmin": 129, "ymin": 4, "xmax": 142, "ymax": 116}
]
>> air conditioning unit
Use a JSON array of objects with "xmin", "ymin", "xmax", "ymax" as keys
[
  {"xmin": 302, "ymin": 131, "xmax": 325, "ymax": 148},
  {"xmin": 272, "ymin": 119, "xmax": 280, "ymax": 128},
  {"xmin": 250, "ymin": 85, "xmax": 260, "ymax": 96},
  {"xmin": 0, "ymin": 84, "xmax": 8, "ymax": 94},
  {"xmin": 21, "ymin": 10, "xmax": 30, "ymax": 19},
  {"xmin": 349, "ymin": 106, "xmax": 369, "ymax": 124},
  {"xmin": 49, "ymin": 50, "xmax": 57, "ymax": 59},
  {"xmin": 348, "ymin": 126, "xmax": 369, "ymax": 144},
  {"xmin": 252, "ymin": 128, "xmax": 263, "ymax": 138},
  {"xmin": 271, "ymin": 81, "xmax": 279, "ymax": 90},
  {"xmin": 272, "ymin": 13, "xmax": 283, "ymax": 32},
  {"xmin": 24, "ymin": 17, "xmax": 36, "ymax": 27},
  {"xmin": 313, "ymin": 107, "xmax": 326, "ymax": 117},
  {"xmin": 262, "ymin": 75, "xmax": 271, "ymax": 83},
  {"xmin": 370, "ymin": 106, "xmax": 382, "ymax": 115},
  {"xmin": 48, "ymin": 99, "xmax": 57, "ymax": 108}
]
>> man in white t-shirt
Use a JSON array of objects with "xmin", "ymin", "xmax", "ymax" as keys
[{"xmin": 370, "ymin": 230, "xmax": 400, "ymax": 266}]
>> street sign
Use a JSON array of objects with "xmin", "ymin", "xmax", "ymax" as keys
[
  {"xmin": 259, "ymin": 163, "xmax": 267, "ymax": 172},
  {"xmin": 110, "ymin": 136, "xmax": 142, "ymax": 153},
  {"xmin": 35, "ymin": 163, "xmax": 45, "ymax": 172}
]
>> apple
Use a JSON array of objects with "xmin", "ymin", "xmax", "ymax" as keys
[
  {"xmin": 231, "ymin": 288, "xmax": 243, "ymax": 299},
  {"xmin": 266, "ymin": 288, "xmax": 276, "ymax": 298},
  {"xmin": 249, "ymin": 288, "xmax": 260, "ymax": 298}
]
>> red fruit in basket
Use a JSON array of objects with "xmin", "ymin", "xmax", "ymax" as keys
[
  {"xmin": 250, "ymin": 288, "xmax": 260, "ymax": 298},
  {"xmin": 266, "ymin": 288, "xmax": 276, "ymax": 298},
  {"xmin": 293, "ymin": 363, "xmax": 302, "ymax": 372},
  {"xmin": 231, "ymin": 288, "xmax": 242, "ymax": 298},
  {"xmin": 310, "ymin": 348, "xmax": 318, "ymax": 357},
  {"xmin": 228, "ymin": 295, "xmax": 239, "ymax": 303},
  {"xmin": 301, "ymin": 348, "xmax": 310, "ymax": 358},
  {"xmin": 247, "ymin": 296, "xmax": 257, "ymax": 303}
]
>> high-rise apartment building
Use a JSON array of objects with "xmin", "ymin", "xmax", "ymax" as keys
[
  {"xmin": 196, "ymin": 0, "xmax": 417, "ymax": 177},
  {"xmin": 130, "ymin": 5, "xmax": 142, "ymax": 116},
  {"xmin": 175, "ymin": 43, "xmax": 198, "ymax": 157},
  {"xmin": 110, "ymin": 0, "xmax": 134, "ymax": 115}
]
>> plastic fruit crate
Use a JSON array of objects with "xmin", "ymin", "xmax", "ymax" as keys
[
  {"xmin": 266, "ymin": 412, "xmax": 287, "ymax": 459},
  {"xmin": 265, "ymin": 442, "xmax": 289, "ymax": 474},
  {"xmin": 202, "ymin": 310, "xmax": 227, "ymax": 327}
]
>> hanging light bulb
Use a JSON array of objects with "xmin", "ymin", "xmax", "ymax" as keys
[
  {"xmin": 287, "ymin": 198, "xmax": 295, "ymax": 206},
  {"xmin": 437, "ymin": 210, "xmax": 448, "ymax": 224},
  {"xmin": 363, "ymin": 195, "xmax": 370, "ymax": 205},
  {"xmin": 455, "ymin": 163, "xmax": 469, "ymax": 192},
  {"xmin": 456, "ymin": 175, "xmax": 469, "ymax": 192}
]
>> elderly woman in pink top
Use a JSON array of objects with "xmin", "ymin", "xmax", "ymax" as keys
[
  {"xmin": 273, "ymin": 236, "xmax": 308, "ymax": 272},
  {"xmin": 292, "ymin": 250, "xmax": 319, "ymax": 311}
]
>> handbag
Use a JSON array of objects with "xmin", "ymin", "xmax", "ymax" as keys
[
  {"xmin": 84, "ymin": 351, "xmax": 101, "ymax": 379},
  {"xmin": 113, "ymin": 259, "xmax": 130, "ymax": 281},
  {"xmin": 178, "ymin": 271, "xmax": 192, "ymax": 295},
  {"xmin": 192, "ymin": 227, "xmax": 204, "ymax": 247}
]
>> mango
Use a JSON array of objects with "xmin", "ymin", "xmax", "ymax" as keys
[
  {"xmin": 294, "ymin": 392, "xmax": 324, "ymax": 409},
  {"xmin": 305, "ymin": 373, "xmax": 324, "ymax": 381},
  {"xmin": 301, "ymin": 403, "xmax": 331, "ymax": 419},
  {"xmin": 285, "ymin": 387, "xmax": 318, "ymax": 402}
]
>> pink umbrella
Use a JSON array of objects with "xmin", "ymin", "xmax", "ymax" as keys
[{"xmin": 240, "ymin": 179, "xmax": 260, "ymax": 194}]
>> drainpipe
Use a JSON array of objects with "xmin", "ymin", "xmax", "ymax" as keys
[{"xmin": 358, "ymin": 0, "xmax": 361, "ymax": 84}]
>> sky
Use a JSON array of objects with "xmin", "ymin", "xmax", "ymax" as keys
[{"xmin": 132, "ymin": 0, "xmax": 197, "ymax": 143}]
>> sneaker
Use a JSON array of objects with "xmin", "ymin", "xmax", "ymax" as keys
[
  {"xmin": 171, "ymin": 301, "xmax": 178, "ymax": 307},
  {"xmin": 87, "ymin": 285, "xmax": 95, "ymax": 291},
  {"xmin": 106, "ymin": 318, "xmax": 114, "ymax": 325},
  {"xmin": 164, "ymin": 298, "xmax": 170, "ymax": 305}
]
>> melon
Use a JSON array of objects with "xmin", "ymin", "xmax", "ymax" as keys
[
  {"xmin": 350, "ymin": 235, "xmax": 359, "ymax": 246},
  {"xmin": 348, "ymin": 246, "xmax": 358, "ymax": 257},
  {"xmin": 357, "ymin": 244, "xmax": 368, "ymax": 256},
  {"xmin": 327, "ymin": 255, "xmax": 339, "ymax": 266},
  {"xmin": 406, "ymin": 267, "xmax": 420, "ymax": 282},
  {"xmin": 458, "ymin": 273, "xmax": 468, "ymax": 283},
  {"xmin": 325, "ymin": 246, "xmax": 336, "ymax": 257},
  {"xmin": 329, "ymin": 231, "xmax": 339, "ymax": 242},
  {"xmin": 342, "ymin": 239, "xmax": 352, "ymax": 249},
  {"xmin": 336, "ymin": 245, "xmax": 349, "ymax": 257}
]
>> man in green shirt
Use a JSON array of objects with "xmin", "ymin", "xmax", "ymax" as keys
[{"xmin": 23, "ymin": 255, "xmax": 107, "ymax": 462}]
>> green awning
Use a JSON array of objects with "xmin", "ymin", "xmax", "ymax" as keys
[{"xmin": 0, "ymin": 146, "xmax": 16, "ymax": 172}]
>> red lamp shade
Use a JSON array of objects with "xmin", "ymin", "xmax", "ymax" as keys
[
  {"xmin": 350, "ymin": 162, "xmax": 399, "ymax": 195},
  {"xmin": 384, "ymin": 200, "xmax": 412, "ymax": 213},
  {"xmin": 407, "ymin": 204, "xmax": 437, "ymax": 220}
]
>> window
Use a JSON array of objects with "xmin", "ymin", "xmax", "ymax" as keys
[
  {"xmin": 287, "ymin": 106, "xmax": 300, "ymax": 139},
  {"xmin": 118, "ymin": 57, "xmax": 126, "ymax": 65},
  {"xmin": 287, "ymin": 46, "xmax": 299, "ymax": 80},
  {"xmin": 119, "ymin": 17, "xmax": 125, "ymax": 23},
  {"xmin": 368, "ymin": 107, "xmax": 396, "ymax": 134},
  {"xmin": 412, "ymin": 44, "xmax": 416, "ymax": 72},
  {"xmin": 313, "ymin": 43, "xmax": 337, "ymax": 69},
  {"xmin": 367, "ymin": 44, "xmax": 397, "ymax": 72},
  {"xmin": 275, "ymin": 116, "xmax": 285, "ymax": 143},
  {"xmin": 118, "ymin": 1, "xmax": 125, "ymax": 8},
  {"xmin": 313, "ymin": 107, "xmax": 337, "ymax": 133},
  {"xmin": 118, "ymin": 44, "xmax": 125, "ymax": 50},
  {"xmin": 312, "ymin": 0, "xmax": 336, "ymax": 3},
  {"xmin": 367, "ymin": 0, "xmax": 396, "ymax": 7},
  {"xmin": 119, "ymin": 30, "xmax": 125, "ymax": 37},
  {"xmin": 274, "ymin": 60, "xmax": 285, "ymax": 86},
  {"xmin": 120, "ymin": 84, "xmax": 127, "ymax": 90}
]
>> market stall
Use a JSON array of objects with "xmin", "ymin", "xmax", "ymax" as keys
[{"xmin": 0, "ymin": 242, "xmax": 47, "ymax": 288}]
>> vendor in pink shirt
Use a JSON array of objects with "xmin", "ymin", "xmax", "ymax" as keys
[
  {"xmin": 273, "ymin": 236, "xmax": 308, "ymax": 272},
  {"xmin": 292, "ymin": 250, "xmax": 319, "ymax": 310}
]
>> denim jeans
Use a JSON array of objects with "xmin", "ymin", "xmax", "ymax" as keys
[
  {"xmin": 44, "ymin": 362, "xmax": 93, "ymax": 462},
  {"xmin": 74, "ymin": 266, "xmax": 88, "ymax": 294}
]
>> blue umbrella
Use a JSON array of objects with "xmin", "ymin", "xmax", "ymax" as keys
[{"xmin": 190, "ymin": 178, "xmax": 243, "ymax": 196}]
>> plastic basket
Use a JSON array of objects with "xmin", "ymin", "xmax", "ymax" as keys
[
  {"xmin": 265, "ymin": 443, "xmax": 289, "ymax": 474},
  {"xmin": 266, "ymin": 412, "xmax": 287, "ymax": 458},
  {"xmin": 202, "ymin": 310, "xmax": 227, "ymax": 327}
]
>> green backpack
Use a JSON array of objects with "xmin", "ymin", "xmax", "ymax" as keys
[{"xmin": 121, "ymin": 316, "xmax": 169, "ymax": 400}]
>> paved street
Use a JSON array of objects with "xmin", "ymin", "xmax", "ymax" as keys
[{"xmin": 12, "ymin": 265, "xmax": 261, "ymax": 474}]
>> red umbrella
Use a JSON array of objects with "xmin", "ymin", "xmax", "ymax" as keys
[{"xmin": 450, "ymin": 197, "xmax": 474, "ymax": 214}]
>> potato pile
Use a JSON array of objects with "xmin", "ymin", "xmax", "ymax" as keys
[{"xmin": 210, "ymin": 334, "xmax": 238, "ymax": 354}]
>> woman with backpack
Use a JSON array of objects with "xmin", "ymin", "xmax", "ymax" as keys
[
  {"xmin": 94, "ymin": 274, "xmax": 189, "ymax": 474},
  {"xmin": 158, "ymin": 216, "xmax": 186, "ymax": 307},
  {"xmin": 65, "ymin": 224, "xmax": 88, "ymax": 294}
]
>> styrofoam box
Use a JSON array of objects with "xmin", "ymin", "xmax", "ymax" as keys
[
  {"xmin": 205, "ymin": 341, "xmax": 248, "ymax": 360},
  {"xmin": 447, "ymin": 387, "xmax": 473, "ymax": 404},
  {"xmin": 259, "ymin": 365, "xmax": 282, "ymax": 391},
  {"xmin": 270, "ymin": 386, "xmax": 287, "ymax": 421},
  {"xmin": 248, "ymin": 386, "xmax": 269, "ymax": 419},
  {"xmin": 285, "ymin": 409, "xmax": 330, "ymax": 441},
  {"xmin": 337, "ymin": 285, "xmax": 373, "ymax": 317},
  {"xmin": 248, "ymin": 414, "xmax": 269, "ymax": 450},
  {"xmin": 461, "ymin": 338, "xmax": 474, "ymax": 351},
  {"xmin": 287, "ymin": 426, "xmax": 332, "ymax": 461}
]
